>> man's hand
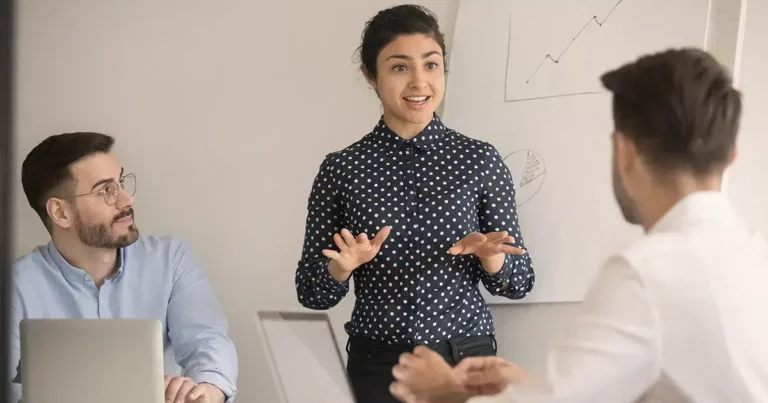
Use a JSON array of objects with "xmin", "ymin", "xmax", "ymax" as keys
[
  {"xmin": 454, "ymin": 356, "xmax": 527, "ymax": 396},
  {"xmin": 164, "ymin": 376, "xmax": 225, "ymax": 403},
  {"xmin": 390, "ymin": 346, "xmax": 470, "ymax": 403}
]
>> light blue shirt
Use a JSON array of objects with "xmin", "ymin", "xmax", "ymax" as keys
[{"xmin": 9, "ymin": 236, "xmax": 238, "ymax": 402}]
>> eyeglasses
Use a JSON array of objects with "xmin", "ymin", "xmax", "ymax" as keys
[{"xmin": 70, "ymin": 173, "xmax": 137, "ymax": 206}]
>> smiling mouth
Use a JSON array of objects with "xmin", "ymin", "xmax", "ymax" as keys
[{"xmin": 404, "ymin": 95, "xmax": 430, "ymax": 105}]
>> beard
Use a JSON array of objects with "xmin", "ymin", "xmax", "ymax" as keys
[
  {"xmin": 612, "ymin": 164, "xmax": 642, "ymax": 225},
  {"xmin": 75, "ymin": 208, "xmax": 139, "ymax": 249}
]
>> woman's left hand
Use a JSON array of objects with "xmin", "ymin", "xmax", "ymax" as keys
[{"xmin": 448, "ymin": 231, "xmax": 526, "ymax": 259}]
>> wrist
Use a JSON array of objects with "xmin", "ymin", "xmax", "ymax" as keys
[
  {"xmin": 328, "ymin": 259, "xmax": 355, "ymax": 282},
  {"xmin": 479, "ymin": 253, "xmax": 505, "ymax": 274}
]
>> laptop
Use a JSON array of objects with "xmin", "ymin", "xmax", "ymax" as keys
[
  {"xmin": 20, "ymin": 319, "xmax": 165, "ymax": 403},
  {"xmin": 255, "ymin": 311, "xmax": 356, "ymax": 403}
]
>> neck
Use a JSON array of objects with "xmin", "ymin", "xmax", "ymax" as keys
[
  {"xmin": 52, "ymin": 232, "xmax": 118, "ymax": 287},
  {"xmin": 640, "ymin": 173, "xmax": 723, "ymax": 232},
  {"xmin": 382, "ymin": 112, "xmax": 432, "ymax": 140}
]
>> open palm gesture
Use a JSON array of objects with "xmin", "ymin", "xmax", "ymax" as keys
[
  {"xmin": 322, "ymin": 227, "xmax": 392, "ymax": 275},
  {"xmin": 448, "ymin": 231, "xmax": 525, "ymax": 259}
]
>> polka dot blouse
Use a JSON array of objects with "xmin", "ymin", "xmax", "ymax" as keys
[{"xmin": 296, "ymin": 115, "xmax": 535, "ymax": 345}]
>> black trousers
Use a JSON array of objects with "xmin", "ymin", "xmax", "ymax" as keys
[{"xmin": 345, "ymin": 335, "xmax": 497, "ymax": 403}]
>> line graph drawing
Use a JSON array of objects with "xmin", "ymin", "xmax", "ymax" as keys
[
  {"xmin": 504, "ymin": 150, "xmax": 546, "ymax": 206},
  {"xmin": 504, "ymin": 0, "xmax": 626, "ymax": 103}
]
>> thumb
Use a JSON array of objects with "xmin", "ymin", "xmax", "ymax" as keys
[{"xmin": 371, "ymin": 226, "xmax": 392, "ymax": 248}]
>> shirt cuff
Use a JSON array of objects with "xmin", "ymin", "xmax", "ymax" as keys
[
  {"xmin": 316, "ymin": 259, "xmax": 351, "ymax": 294},
  {"xmin": 193, "ymin": 371, "xmax": 237, "ymax": 403},
  {"xmin": 480, "ymin": 254, "xmax": 514, "ymax": 290}
]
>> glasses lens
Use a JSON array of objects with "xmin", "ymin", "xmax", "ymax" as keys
[
  {"xmin": 121, "ymin": 174, "xmax": 136, "ymax": 197},
  {"xmin": 104, "ymin": 182, "xmax": 120, "ymax": 206}
]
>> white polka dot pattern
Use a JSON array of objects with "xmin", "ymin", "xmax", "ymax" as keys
[{"xmin": 296, "ymin": 115, "xmax": 534, "ymax": 345}]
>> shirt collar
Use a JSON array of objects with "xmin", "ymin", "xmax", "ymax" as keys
[
  {"xmin": 650, "ymin": 191, "xmax": 736, "ymax": 234},
  {"xmin": 47, "ymin": 241, "xmax": 126, "ymax": 287},
  {"xmin": 370, "ymin": 114, "xmax": 449, "ymax": 153}
]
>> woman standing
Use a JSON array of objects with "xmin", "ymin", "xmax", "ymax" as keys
[{"xmin": 295, "ymin": 5, "xmax": 534, "ymax": 402}]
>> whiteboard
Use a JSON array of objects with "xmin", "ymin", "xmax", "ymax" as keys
[{"xmin": 445, "ymin": 0, "xmax": 710, "ymax": 303}]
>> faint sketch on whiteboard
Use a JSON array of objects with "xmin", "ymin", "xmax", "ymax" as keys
[
  {"xmin": 445, "ymin": 0, "xmax": 708, "ymax": 303},
  {"xmin": 504, "ymin": 150, "xmax": 546, "ymax": 207},
  {"xmin": 504, "ymin": 0, "xmax": 634, "ymax": 103}
]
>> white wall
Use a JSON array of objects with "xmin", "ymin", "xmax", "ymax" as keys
[{"xmin": 729, "ymin": 0, "xmax": 768, "ymax": 233}]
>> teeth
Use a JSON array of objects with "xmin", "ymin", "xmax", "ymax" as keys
[{"xmin": 406, "ymin": 96, "xmax": 428, "ymax": 102}]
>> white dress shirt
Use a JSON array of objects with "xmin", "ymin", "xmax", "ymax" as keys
[{"xmin": 478, "ymin": 191, "xmax": 768, "ymax": 402}]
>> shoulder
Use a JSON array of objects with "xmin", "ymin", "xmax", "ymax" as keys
[
  {"xmin": 444, "ymin": 130, "xmax": 502, "ymax": 160},
  {"xmin": 610, "ymin": 231, "xmax": 696, "ymax": 285},
  {"xmin": 127, "ymin": 235, "xmax": 195, "ymax": 267},
  {"xmin": 131, "ymin": 235, "xmax": 188, "ymax": 254},
  {"xmin": 13, "ymin": 244, "xmax": 54, "ymax": 286}
]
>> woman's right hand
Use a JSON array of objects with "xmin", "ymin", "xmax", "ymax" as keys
[{"xmin": 323, "ymin": 226, "xmax": 392, "ymax": 282}]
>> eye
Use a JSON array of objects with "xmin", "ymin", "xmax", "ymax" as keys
[
  {"xmin": 103, "ymin": 182, "xmax": 119, "ymax": 195},
  {"xmin": 392, "ymin": 64, "xmax": 407, "ymax": 72},
  {"xmin": 426, "ymin": 62, "xmax": 440, "ymax": 70}
]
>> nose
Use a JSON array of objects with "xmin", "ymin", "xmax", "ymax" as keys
[
  {"xmin": 115, "ymin": 186, "xmax": 134, "ymax": 209},
  {"xmin": 409, "ymin": 68, "xmax": 428, "ymax": 89}
]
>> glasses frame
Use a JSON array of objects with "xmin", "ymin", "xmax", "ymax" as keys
[{"xmin": 68, "ymin": 173, "xmax": 136, "ymax": 206}]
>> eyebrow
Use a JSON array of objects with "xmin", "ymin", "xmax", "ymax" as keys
[
  {"xmin": 386, "ymin": 50, "xmax": 442, "ymax": 61},
  {"xmin": 89, "ymin": 167, "xmax": 124, "ymax": 191}
]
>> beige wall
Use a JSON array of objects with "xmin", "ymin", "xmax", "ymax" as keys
[
  {"xmin": 13, "ymin": 0, "xmax": 762, "ymax": 401},
  {"xmin": 13, "ymin": 1, "xmax": 458, "ymax": 402}
]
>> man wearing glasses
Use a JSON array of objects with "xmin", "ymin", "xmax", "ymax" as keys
[{"xmin": 9, "ymin": 132, "xmax": 238, "ymax": 403}]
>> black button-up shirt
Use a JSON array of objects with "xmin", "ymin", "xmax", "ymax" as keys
[{"xmin": 296, "ymin": 115, "xmax": 534, "ymax": 345}]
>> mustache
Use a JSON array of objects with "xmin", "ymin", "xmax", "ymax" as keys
[{"xmin": 114, "ymin": 208, "xmax": 134, "ymax": 222}]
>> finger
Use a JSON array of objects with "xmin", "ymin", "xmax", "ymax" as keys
[
  {"xmin": 500, "ymin": 245, "xmax": 527, "ymax": 255},
  {"xmin": 371, "ymin": 226, "xmax": 392, "ymax": 248},
  {"xmin": 398, "ymin": 352, "xmax": 415, "ymax": 367},
  {"xmin": 174, "ymin": 379, "xmax": 196, "ymax": 403},
  {"xmin": 484, "ymin": 231, "xmax": 508, "ymax": 242},
  {"xmin": 448, "ymin": 238, "xmax": 465, "ymax": 255},
  {"xmin": 454, "ymin": 356, "xmax": 498, "ymax": 374},
  {"xmin": 392, "ymin": 363, "xmax": 407, "ymax": 381},
  {"xmin": 187, "ymin": 384, "xmax": 207, "ymax": 402},
  {"xmin": 412, "ymin": 345, "xmax": 434, "ymax": 357},
  {"xmin": 165, "ymin": 377, "xmax": 189, "ymax": 402},
  {"xmin": 357, "ymin": 232, "xmax": 369, "ymax": 244},
  {"xmin": 340, "ymin": 229, "xmax": 356, "ymax": 246},
  {"xmin": 164, "ymin": 375, "xmax": 172, "ymax": 390},
  {"xmin": 321, "ymin": 249, "xmax": 340, "ymax": 260},
  {"xmin": 458, "ymin": 233, "xmax": 486, "ymax": 254},
  {"xmin": 389, "ymin": 382, "xmax": 416, "ymax": 402},
  {"xmin": 333, "ymin": 233, "xmax": 348, "ymax": 251}
]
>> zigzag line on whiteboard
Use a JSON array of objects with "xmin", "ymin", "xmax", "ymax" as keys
[{"xmin": 503, "ymin": 0, "xmax": 625, "ymax": 102}]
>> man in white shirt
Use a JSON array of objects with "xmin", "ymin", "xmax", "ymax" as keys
[{"xmin": 388, "ymin": 47, "xmax": 768, "ymax": 402}]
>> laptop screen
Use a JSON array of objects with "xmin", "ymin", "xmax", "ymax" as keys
[{"xmin": 257, "ymin": 312, "xmax": 355, "ymax": 403}]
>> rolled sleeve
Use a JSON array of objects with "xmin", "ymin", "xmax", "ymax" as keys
[
  {"xmin": 166, "ymin": 240, "xmax": 239, "ymax": 401},
  {"xmin": 478, "ymin": 144, "xmax": 535, "ymax": 299}
]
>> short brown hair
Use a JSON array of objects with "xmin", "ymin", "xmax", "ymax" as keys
[
  {"xmin": 601, "ymin": 47, "xmax": 741, "ymax": 174},
  {"xmin": 21, "ymin": 132, "xmax": 115, "ymax": 231}
]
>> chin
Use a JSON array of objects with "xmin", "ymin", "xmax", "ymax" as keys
[
  {"xmin": 402, "ymin": 109, "xmax": 435, "ymax": 125},
  {"xmin": 116, "ymin": 227, "xmax": 140, "ymax": 247}
]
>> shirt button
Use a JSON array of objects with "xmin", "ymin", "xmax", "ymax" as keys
[{"xmin": 84, "ymin": 275, "xmax": 91, "ymax": 282}]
